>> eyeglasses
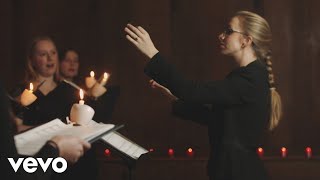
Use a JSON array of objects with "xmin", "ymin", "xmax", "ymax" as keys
[{"xmin": 223, "ymin": 27, "xmax": 247, "ymax": 36}]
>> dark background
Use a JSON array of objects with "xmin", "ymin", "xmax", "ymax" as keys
[{"xmin": 1, "ymin": 0, "xmax": 319, "ymax": 179}]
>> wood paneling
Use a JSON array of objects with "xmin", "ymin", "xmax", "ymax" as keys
[{"xmin": 0, "ymin": 0, "xmax": 319, "ymax": 178}]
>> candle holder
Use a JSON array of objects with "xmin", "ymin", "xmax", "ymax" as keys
[
  {"xmin": 70, "ymin": 103, "xmax": 95, "ymax": 125},
  {"xmin": 91, "ymin": 83, "xmax": 107, "ymax": 98},
  {"xmin": 20, "ymin": 89, "xmax": 37, "ymax": 106}
]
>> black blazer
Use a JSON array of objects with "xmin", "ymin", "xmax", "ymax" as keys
[{"xmin": 144, "ymin": 53, "xmax": 270, "ymax": 180}]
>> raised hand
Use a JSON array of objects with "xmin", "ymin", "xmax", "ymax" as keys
[{"xmin": 124, "ymin": 24, "xmax": 159, "ymax": 59}]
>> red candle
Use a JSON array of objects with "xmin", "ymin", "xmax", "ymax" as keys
[
  {"xmin": 149, "ymin": 148, "xmax": 155, "ymax": 153},
  {"xmin": 186, "ymin": 147, "xmax": 194, "ymax": 157},
  {"xmin": 104, "ymin": 149, "xmax": 111, "ymax": 157},
  {"xmin": 305, "ymin": 147, "xmax": 312, "ymax": 159},
  {"xmin": 168, "ymin": 148, "xmax": 174, "ymax": 157},
  {"xmin": 281, "ymin": 147, "xmax": 287, "ymax": 158},
  {"xmin": 257, "ymin": 147, "xmax": 264, "ymax": 158}
]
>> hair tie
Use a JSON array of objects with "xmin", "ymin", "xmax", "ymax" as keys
[{"xmin": 266, "ymin": 60, "xmax": 272, "ymax": 66}]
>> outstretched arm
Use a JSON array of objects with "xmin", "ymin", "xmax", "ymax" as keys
[
  {"xmin": 125, "ymin": 24, "xmax": 257, "ymax": 106},
  {"xmin": 149, "ymin": 79, "xmax": 177, "ymax": 101}
]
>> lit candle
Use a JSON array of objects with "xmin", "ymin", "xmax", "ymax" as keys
[
  {"xmin": 20, "ymin": 83, "xmax": 37, "ymax": 106},
  {"xmin": 257, "ymin": 147, "xmax": 264, "ymax": 158},
  {"xmin": 186, "ymin": 147, "xmax": 194, "ymax": 157},
  {"xmin": 79, "ymin": 89, "xmax": 85, "ymax": 105},
  {"xmin": 305, "ymin": 147, "xmax": 312, "ymax": 159},
  {"xmin": 104, "ymin": 149, "xmax": 111, "ymax": 157},
  {"xmin": 281, "ymin": 147, "xmax": 287, "ymax": 158},
  {"xmin": 29, "ymin": 83, "xmax": 34, "ymax": 92},
  {"xmin": 168, "ymin": 148, "xmax": 174, "ymax": 158},
  {"xmin": 70, "ymin": 90, "xmax": 95, "ymax": 125},
  {"xmin": 149, "ymin": 148, "xmax": 155, "ymax": 153},
  {"xmin": 100, "ymin": 72, "xmax": 110, "ymax": 86},
  {"xmin": 85, "ymin": 71, "xmax": 97, "ymax": 89}
]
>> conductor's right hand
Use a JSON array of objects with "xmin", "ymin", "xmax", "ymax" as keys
[
  {"xmin": 125, "ymin": 24, "xmax": 159, "ymax": 59},
  {"xmin": 49, "ymin": 135, "xmax": 91, "ymax": 164}
]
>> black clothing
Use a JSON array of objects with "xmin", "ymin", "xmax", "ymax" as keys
[
  {"xmin": 10, "ymin": 82, "xmax": 120, "ymax": 125},
  {"xmin": 0, "ymin": 83, "xmax": 59, "ymax": 180},
  {"xmin": 10, "ymin": 81, "xmax": 120, "ymax": 180},
  {"xmin": 10, "ymin": 81, "xmax": 77, "ymax": 125},
  {"xmin": 144, "ymin": 53, "xmax": 270, "ymax": 180},
  {"xmin": 89, "ymin": 85, "xmax": 120, "ymax": 123}
]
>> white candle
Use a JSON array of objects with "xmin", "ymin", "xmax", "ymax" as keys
[
  {"xmin": 100, "ymin": 72, "xmax": 109, "ymax": 86},
  {"xmin": 79, "ymin": 89, "xmax": 85, "ymax": 105},
  {"xmin": 85, "ymin": 71, "xmax": 97, "ymax": 89},
  {"xmin": 20, "ymin": 83, "xmax": 37, "ymax": 106},
  {"xmin": 91, "ymin": 82, "xmax": 107, "ymax": 98}
]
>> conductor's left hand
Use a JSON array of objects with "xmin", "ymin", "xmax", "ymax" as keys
[
  {"xmin": 125, "ymin": 24, "xmax": 159, "ymax": 59},
  {"xmin": 149, "ymin": 80, "xmax": 177, "ymax": 101}
]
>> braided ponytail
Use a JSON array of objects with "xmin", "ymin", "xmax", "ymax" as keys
[
  {"xmin": 236, "ymin": 11, "xmax": 282, "ymax": 130},
  {"xmin": 264, "ymin": 53, "xmax": 282, "ymax": 130}
]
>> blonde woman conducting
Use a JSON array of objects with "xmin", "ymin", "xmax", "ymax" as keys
[{"xmin": 125, "ymin": 11, "xmax": 282, "ymax": 180}]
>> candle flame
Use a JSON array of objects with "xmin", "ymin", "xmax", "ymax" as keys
[
  {"xmin": 80, "ymin": 89, "xmax": 84, "ymax": 100},
  {"xmin": 90, "ymin": 71, "xmax": 95, "ymax": 77},
  {"xmin": 103, "ymin": 72, "xmax": 109, "ymax": 80},
  {"xmin": 29, "ymin": 83, "xmax": 34, "ymax": 91}
]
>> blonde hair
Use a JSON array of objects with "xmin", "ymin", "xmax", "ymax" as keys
[
  {"xmin": 25, "ymin": 36, "xmax": 60, "ymax": 82},
  {"xmin": 236, "ymin": 11, "xmax": 282, "ymax": 130}
]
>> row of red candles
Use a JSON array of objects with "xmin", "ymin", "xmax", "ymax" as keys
[{"xmin": 103, "ymin": 147, "xmax": 314, "ymax": 158}]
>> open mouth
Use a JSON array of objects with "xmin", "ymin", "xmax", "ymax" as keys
[{"xmin": 46, "ymin": 64, "xmax": 55, "ymax": 68}]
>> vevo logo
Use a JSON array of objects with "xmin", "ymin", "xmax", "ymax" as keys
[{"xmin": 8, "ymin": 157, "xmax": 67, "ymax": 173}]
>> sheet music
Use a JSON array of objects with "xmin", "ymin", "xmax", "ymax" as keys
[
  {"xmin": 14, "ymin": 119, "xmax": 115, "ymax": 156},
  {"xmin": 101, "ymin": 132, "xmax": 148, "ymax": 160}
]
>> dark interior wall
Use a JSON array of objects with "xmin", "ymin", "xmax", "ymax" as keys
[
  {"xmin": 264, "ymin": 0, "xmax": 320, "ymax": 154},
  {"xmin": 0, "ymin": 0, "xmax": 319, "ymax": 157},
  {"xmin": 263, "ymin": 0, "xmax": 294, "ymax": 151},
  {"xmin": 0, "ymin": 0, "xmax": 13, "ymax": 85},
  {"xmin": 309, "ymin": 0, "xmax": 320, "ymax": 149}
]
